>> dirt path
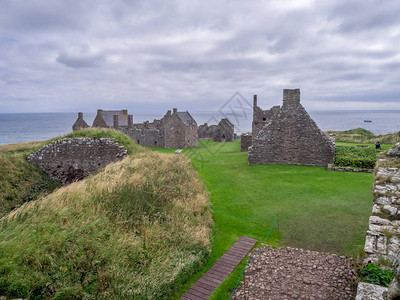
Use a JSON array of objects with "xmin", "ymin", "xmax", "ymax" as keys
[{"xmin": 232, "ymin": 246, "xmax": 356, "ymax": 300}]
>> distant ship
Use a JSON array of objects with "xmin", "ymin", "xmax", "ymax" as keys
[{"xmin": 364, "ymin": 120, "xmax": 372, "ymax": 123}]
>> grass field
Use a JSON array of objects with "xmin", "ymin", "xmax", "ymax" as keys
[{"xmin": 152, "ymin": 140, "xmax": 374, "ymax": 299}]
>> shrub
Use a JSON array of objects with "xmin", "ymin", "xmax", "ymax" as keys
[
  {"xmin": 334, "ymin": 146, "xmax": 379, "ymax": 169},
  {"xmin": 359, "ymin": 263, "xmax": 394, "ymax": 287}
]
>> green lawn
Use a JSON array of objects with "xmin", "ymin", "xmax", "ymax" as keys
[{"xmin": 152, "ymin": 140, "xmax": 373, "ymax": 299}]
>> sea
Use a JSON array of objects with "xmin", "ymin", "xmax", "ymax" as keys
[{"xmin": 0, "ymin": 110, "xmax": 399, "ymax": 146}]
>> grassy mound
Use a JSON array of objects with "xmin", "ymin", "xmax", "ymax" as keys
[
  {"xmin": 326, "ymin": 128, "xmax": 400, "ymax": 144},
  {"xmin": 0, "ymin": 151, "xmax": 212, "ymax": 299},
  {"xmin": 0, "ymin": 128, "xmax": 141, "ymax": 219}
]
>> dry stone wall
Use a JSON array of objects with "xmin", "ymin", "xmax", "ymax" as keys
[
  {"xmin": 27, "ymin": 138, "xmax": 127, "ymax": 184},
  {"xmin": 364, "ymin": 143, "xmax": 400, "ymax": 263}
]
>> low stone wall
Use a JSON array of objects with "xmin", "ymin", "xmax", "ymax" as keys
[
  {"xmin": 27, "ymin": 138, "xmax": 127, "ymax": 184},
  {"xmin": 327, "ymin": 164, "xmax": 373, "ymax": 173}
]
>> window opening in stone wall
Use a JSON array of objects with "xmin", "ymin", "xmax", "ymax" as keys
[
  {"xmin": 154, "ymin": 141, "xmax": 157, "ymax": 145},
  {"xmin": 263, "ymin": 117, "xmax": 266, "ymax": 121},
  {"xmin": 137, "ymin": 140, "xmax": 140, "ymax": 144}
]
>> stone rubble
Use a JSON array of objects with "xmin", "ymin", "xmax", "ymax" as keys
[{"xmin": 232, "ymin": 246, "xmax": 356, "ymax": 300}]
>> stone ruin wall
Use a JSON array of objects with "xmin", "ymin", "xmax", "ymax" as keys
[
  {"xmin": 241, "ymin": 134, "xmax": 252, "ymax": 152},
  {"xmin": 198, "ymin": 124, "xmax": 217, "ymax": 139},
  {"xmin": 27, "ymin": 138, "xmax": 127, "ymax": 184},
  {"xmin": 252, "ymin": 95, "xmax": 280, "ymax": 139},
  {"xmin": 119, "ymin": 127, "xmax": 164, "ymax": 147},
  {"xmin": 248, "ymin": 89, "xmax": 335, "ymax": 166},
  {"xmin": 364, "ymin": 143, "xmax": 400, "ymax": 264},
  {"xmin": 183, "ymin": 123, "xmax": 199, "ymax": 148},
  {"xmin": 214, "ymin": 119, "xmax": 234, "ymax": 142}
]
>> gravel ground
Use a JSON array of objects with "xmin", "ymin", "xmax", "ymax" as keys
[{"xmin": 232, "ymin": 246, "xmax": 356, "ymax": 300}]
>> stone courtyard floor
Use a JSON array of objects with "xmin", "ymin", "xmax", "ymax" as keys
[{"xmin": 232, "ymin": 246, "xmax": 356, "ymax": 300}]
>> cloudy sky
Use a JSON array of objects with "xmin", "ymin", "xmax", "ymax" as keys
[{"xmin": 1, "ymin": 0, "xmax": 400, "ymax": 113}]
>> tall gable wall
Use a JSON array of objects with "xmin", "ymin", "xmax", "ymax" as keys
[{"xmin": 248, "ymin": 89, "xmax": 335, "ymax": 166}]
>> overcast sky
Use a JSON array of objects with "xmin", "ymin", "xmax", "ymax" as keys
[{"xmin": 1, "ymin": 0, "xmax": 400, "ymax": 113}]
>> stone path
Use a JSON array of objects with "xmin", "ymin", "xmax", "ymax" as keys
[{"xmin": 232, "ymin": 246, "xmax": 356, "ymax": 300}]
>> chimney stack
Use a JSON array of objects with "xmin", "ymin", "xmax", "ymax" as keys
[
  {"xmin": 113, "ymin": 114, "xmax": 119, "ymax": 128},
  {"xmin": 282, "ymin": 89, "xmax": 301, "ymax": 108},
  {"xmin": 128, "ymin": 114, "xmax": 133, "ymax": 128},
  {"xmin": 253, "ymin": 95, "xmax": 257, "ymax": 113},
  {"xmin": 173, "ymin": 108, "xmax": 177, "ymax": 114}
]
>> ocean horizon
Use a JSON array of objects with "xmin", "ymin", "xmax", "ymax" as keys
[{"xmin": 1, "ymin": 110, "xmax": 400, "ymax": 146}]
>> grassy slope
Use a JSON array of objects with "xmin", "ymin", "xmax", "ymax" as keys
[
  {"xmin": 0, "ymin": 142, "xmax": 60, "ymax": 218},
  {"xmin": 0, "ymin": 129, "xmax": 212, "ymax": 299},
  {"xmin": 327, "ymin": 128, "xmax": 400, "ymax": 144},
  {"xmin": 0, "ymin": 151, "xmax": 212, "ymax": 299},
  {"xmin": 151, "ymin": 140, "xmax": 373, "ymax": 299}
]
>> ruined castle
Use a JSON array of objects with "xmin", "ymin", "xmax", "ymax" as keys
[
  {"xmin": 198, "ymin": 118, "xmax": 234, "ymax": 142},
  {"xmin": 247, "ymin": 89, "xmax": 335, "ymax": 166},
  {"xmin": 73, "ymin": 108, "xmax": 198, "ymax": 149}
]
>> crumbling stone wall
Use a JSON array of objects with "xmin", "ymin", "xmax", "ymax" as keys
[
  {"xmin": 248, "ymin": 89, "xmax": 335, "ymax": 166},
  {"xmin": 241, "ymin": 134, "xmax": 252, "ymax": 151},
  {"xmin": 198, "ymin": 119, "xmax": 234, "ymax": 142},
  {"xmin": 364, "ymin": 142, "xmax": 400, "ymax": 263},
  {"xmin": 119, "ymin": 127, "xmax": 163, "ymax": 147},
  {"xmin": 252, "ymin": 95, "xmax": 280, "ymax": 139},
  {"xmin": 199, "ymin": 123, "xmax": 217, "ymax": 139},
  {"xmin": 27, "ymin": 138, "xmax": 127, "ymax": 184}
]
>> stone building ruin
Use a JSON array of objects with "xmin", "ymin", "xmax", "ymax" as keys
[
  {"xmin": 248, "ymin": 89, "xmax": 335, "ymax": 166},
  {"xmin": 73, "ymin": 108, "xmax": 198, "ymax": 149},
  {"xmin": 198, "ymin": 118, "xmax": 234, "ymax": 142},
  {"xmin": 72, "ymin": 112, "xmax": 89, "ymax": 131}
]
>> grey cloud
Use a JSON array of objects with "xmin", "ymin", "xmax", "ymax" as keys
[
  {"xmin": 1, "ymin": 0, "xmax": 400, "ymax": 113},
  {"xmin": 327, "ymin": 0, "xmax": 400, "ymax": 33},
  {"xmin": 56, "ymin": 53, "xmax": 106, "ymax": 69}
]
